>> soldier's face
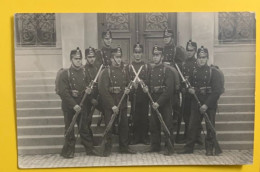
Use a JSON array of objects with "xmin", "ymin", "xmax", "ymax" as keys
[
  {"xmin": 86, "ymin": 56, "xmax": 96, "ymax": 65},
  {"xmin": 133, "ymin": 52, "xmax": 143, "ymax": 61},
  {"xmin": 153, "ymin": 53, "xmax": 162, "ymax": 64},
  {"xmin": 187, "ymin": 49, "xmax": 196, "ymax": 58},
  {"xmin": 71, "ymin": 56, "xmax": 82, "ymax": 67},
  {"xmin": 197, "ymin": 55, "xmax": 208, "ymax": 67},
  {"xmin": 103, "ymin": 38, "xmax": 112, "ymax": 47},
  {"xmin": 164, "ymin": 36, "xmax": 172, "ymax": 45},
  {"xmin": 111, "ymin": 56, "xmax": 122, "ymax": 66}
]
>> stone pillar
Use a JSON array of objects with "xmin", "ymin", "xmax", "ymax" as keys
[
  {"xmin": 191, "ymin": 13, "xmax": 215, "ymax": 64},
  {"xmin": 60, "ymin": 13, "xmax": 85, "ymax": 68},
  {"xmin": 177, "ymin": 13, "xmax": 192, "ymax": 48},
  {"xmin": 84, "ymin": 14, "xmax": 98, "ymax": 50}
]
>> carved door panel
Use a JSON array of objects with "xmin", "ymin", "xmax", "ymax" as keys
[
  {"xmin": 98, "ymin": 13, "xmax": 136, "ymax": 63},
  {"xmin": 98, "ymin": 13, "xmax": 177, "ymax": 63},
  {"xmin": 138, "ymin": 13, "xmax": 177, "ymax": 62}
]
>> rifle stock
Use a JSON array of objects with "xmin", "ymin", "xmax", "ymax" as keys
[{"xmin": 174, "ymin": 63, "xmax": 222, "ymax": 155}]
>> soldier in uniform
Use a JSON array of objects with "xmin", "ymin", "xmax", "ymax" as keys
[
  {"xmin": 177, "ymin": 40, "xmax": 202, "ymax": 144},
  {"xmin": 143, "ymin": 45, "xmax": 175, "ymax": 155},
  {"xmin": 83, "ymin": 47, "xmax": 104, "ymax": 155},
  {"xmin": 59, "ymin": 47, "xmax": 96, "ymax": 158},
  {"xmin": 162, "ymin": 28, "xmax": 185, "ymax": 143},
  {"xmin": 178, "ymin": 46, "xmax": 223, "ymax": 156},
  {"xmin": 127, "ymin": 42, "xmax": 150, "ymax": 145},
  {"xmin": 98, "ymin": 46, "xmax": 136, "ymax": 156},
  {"xmin": 96, "ymin": 29, "xmax": 113, "ymax": 67}
]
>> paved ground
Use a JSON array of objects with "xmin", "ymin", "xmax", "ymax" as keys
[{"xmin": 18, "ymin": 149, "xmax": 253, "ymax": 168}]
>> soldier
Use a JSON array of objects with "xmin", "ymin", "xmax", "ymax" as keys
[
  {"xmin": 176, "ymin": 40, "xmax": 202, "ymax": 144},
  {"xmin": 128, "ymin": 42, "xmax": 150, "ymax": 145},
  {"xmin": 98, "ymin": 46, "xmax": 136, "ymax": 156},
  {"xmin": 83, "ymin": 47, "xmax": 104, "ymax": 155},
  {"xmin": 162, "ymin": 28, "xmax": 185, "ymax": 143},
  {"xmin": 144, "ymin": 45, "xmax": 175, "ymax": 155},
  {"xmin": 59, "ymin": 47, "xmax": 96, "ymax": 158},
  {"xmin": 178, "ymin": 46, "xmax": 223, "ymax": 156},
  {"xmin": 96, "ymin": 29, "xmax": 113, "ymax": 67}
]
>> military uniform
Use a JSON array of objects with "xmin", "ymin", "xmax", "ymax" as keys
[
  {"xmin": 59, "ymin": 47, "xmax": 92, "ymax": 158},
  {"xmin": 181, "ymin": 46, "xmax": 223, "ymax": 155},
  {"xmin": 96, "ymin": 30, "xmax": 113, "ymax": 66},
  {"xmin": 127, "ymin": 43, "xmax": 150, "ymax": 144},
  {"xmin": 162, "ymin": 28, "xmax": 185, "ymax": 141},
  {"xmin": 178, "ymin": 40, "xmax": 198, "ymax": 142},
  {"xmin": 98, "ymin": 47, "xmax": 133, "ymax": 156},
  {"xmin": 83, "ymin": 47, "xmax": 104, "ymax": 152},
  {"xmin": 148, "ymin": 46, "xmax": 175, "ymax": 153}
]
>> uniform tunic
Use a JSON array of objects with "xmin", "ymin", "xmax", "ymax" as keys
[
  {"xmin": 181, "ymin": 57, "xmax": 197, "ymax": 137},
  {"xmin": 184, "ymin": 64, "xmax": 223, "ymax": 152},
  {"xmin": 147, "ymin": 63, "xmax": 175, "ymax": 151},
  {"xmin": 59, "ymin": 65, "xmax": 91, "ymax": 157},
  {"xmin": 127, "ymin": 61, "xmax": 149, "ymax": 143},
  {"xmin": 96, "ymin": 46, "xmax": 113, "ymax": 67},
  {"xmin": 98, "ymin": 65, "xmax": 130, "ymax": 154}
]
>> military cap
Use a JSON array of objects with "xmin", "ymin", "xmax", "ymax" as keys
[
  {"xmin": 111, "ymin": 46, "xmax": 122, "ymax": 57},
  {"xmin": 102, "ymin": 29, "xmax": 112, "ymax": 39},
  {"xmin": 133, "ymin": 42, "xmax": 143, "ymax": 53},
  {"xmin": 70, "ymin": 47, "xmax": 82, "ymax": 60},
  {"xmin": 186, "ymin": 40, "xmax": 197, "ymax": 51},
  {"xmin": 85, "ymin": 47, "xmax": 96, "ymax": 58},
  {"xmin": 152, "ymin": 44, "xmax": 163, "ymax": 55},
  {"xmin": 197, "ymin": 46, "xmax": 209, "ymax": 58},
  {"xmin": 163, "ymin": 27, "xmax": 174, "ymax": 38}
]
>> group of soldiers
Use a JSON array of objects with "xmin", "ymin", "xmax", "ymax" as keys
[{"xmin": 58, "ymin": 28, "xmax": 224, "ymax": 158}]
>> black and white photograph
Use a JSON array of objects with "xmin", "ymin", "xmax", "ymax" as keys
[{"xmin": 15, "ymin": 12, "xmax": 255, "ymax": 168}]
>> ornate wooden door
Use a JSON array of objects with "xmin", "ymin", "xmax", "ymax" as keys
[{"xmin": 98, "ymin": 13, "xmax": 177, "ymax": 63}]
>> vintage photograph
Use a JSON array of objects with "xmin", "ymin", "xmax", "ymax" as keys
[{"xmin": 15, "ymin": 12, "xmax": 255, "ymax": 168}]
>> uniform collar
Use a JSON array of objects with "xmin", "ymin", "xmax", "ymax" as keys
[{"xmin": 70, "ymin": 64, "xmax": 82, "ymax": 71}]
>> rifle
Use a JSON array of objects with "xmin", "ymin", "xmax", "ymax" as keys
[
  {"xmin": 174, "ymin": 63, "xmax": 222, "ymax": 155},
  {"xmin": 131, "ymin": 65, "xmax": 174, "ymax": 152},
  {"xmin": 100, "ymin": 65, "xmax": 143, "ymax": 153},
  {"xmin": 65, "ymin": 64, "xmax": 104, "ymax": 137}
]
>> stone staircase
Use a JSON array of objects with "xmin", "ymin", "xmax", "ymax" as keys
[{"xmin": 16, "ymin": 67, "xmax": 255, "ymax": 155}]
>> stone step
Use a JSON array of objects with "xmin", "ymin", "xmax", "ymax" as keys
[
  {"xmin": 16, "ymin": 92, "xmax": 59, "ymax": 100},
  {"xmin": 16, "ymin": 96, "xmax": 254, "ymax": 109},
  {"xmin": 224, "ymin": 82, "xmax": 255, "ymax": 89},
  {"xmin": 16, "ymin": 99, "xmax": 61, "ymax": 108},
  {"xmin": 16, "ymin": 78, "xmax": 55, "ymax": 85},
  {"xmin": 223, "ymin": 88, "xmax": 255, "ymax": 96},
  {"xmin": 16, "ymin": 85, "xmax": 56, "ymax": 93},
  {"xmin": 224, "ymin": 75, "xmax": 255, "ymax": 83},
  {"xmin": 17, "ymin": 120, "xmax": 254, "ymax": 137},
  {"xmin": 17, "ymin": 129, "xmax": 254, "ymax": 147},
  {"xmin": 16, "ymin": 71, "xmax": 57, "ymax": 78},
  {"xmin": 221, "ymin": 67, "xmax": 255, "ymax": 76},
  {"xmin": 218, "ymin": 103, "xmax": 254, "ymax": 112},
  {"xmin": 219, "ymin": 96, "xmax": 254, "ymax": 104},
  {"xmin": 15, "ymin": 81, "xmax": 255, "ymax": 93},
  {"xmin": 17, "ymin": 140, "xmax": 253, "ymax": 155}
]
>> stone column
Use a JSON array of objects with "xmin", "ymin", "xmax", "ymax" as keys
[
  {"xmin": 60, "ymin": 13, "xmax": 85, "ymax": 68},
  {"xmin": 191, "ymin": 12, "xmax": 215, "ymax": 64}
]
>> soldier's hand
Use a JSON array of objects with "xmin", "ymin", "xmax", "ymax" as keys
[
  {"xmin": 152, "ymin": 102, "xmax": 159, "ymax": 110},
  {"xmin": 91, "ymin": 99, "xmax": 98, "ymax": 106},
  {"xmin": 85, "ymin": 87, "xmax": 92, "ymax": 95},
  {"xmin": 124, "ymin": 88, "xmax": 130, "ymax": 95},
  {"xmin": 112, "ymin": 106, "xmax": 119, "ymax": 114},
  {"xmin": 188, "ymin": 87, "xmax": 195, "ymax": 95},
  {"xmin": 73, "ymin": 105, "xmax": 81, "ymax": 113},
  {"xmin": 200, "ymin": 104, "xmax": 208, "ymax": 114},
  {"xmin": 143, "ymin": 86, "xmax": 149, "ymax": 93}
]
